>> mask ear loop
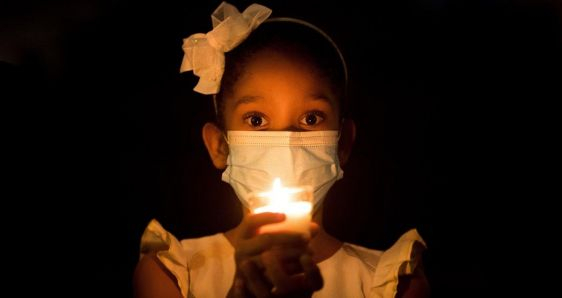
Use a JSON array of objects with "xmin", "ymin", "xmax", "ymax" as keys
[{"xmin": 264, "ymin": 17, "xmax": 349, "ymax": 94}]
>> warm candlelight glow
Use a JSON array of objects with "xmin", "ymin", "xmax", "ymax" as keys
[{"xmin": 250, "ymin": 178, "xmax": 312, "ymax": 236}]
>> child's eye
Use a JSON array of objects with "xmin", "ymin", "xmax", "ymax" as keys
[
  {"xmin": 299, "ymin": 111, "xmax": 325, "ymax": 127},
  {"xmin": 243, "ymin": 112, "xmax": 269, "ymax": 128}
]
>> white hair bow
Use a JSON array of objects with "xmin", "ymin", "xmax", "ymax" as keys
[{"xmin": 180, "ymin": 2, "xmax": 272, "ymax": 95}]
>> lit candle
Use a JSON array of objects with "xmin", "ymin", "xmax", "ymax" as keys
[{"xmin": 250, "ymin": 178, "xmax": 313, "ymax": 236}]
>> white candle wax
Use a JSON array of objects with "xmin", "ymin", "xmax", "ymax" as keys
[
  {"xmin": 251, "ymin": 178, "xmax": 313, "ymax": 236},
  {"xmin": 254, "ymin": 201, "xmax": 312, "ymax": 235}
]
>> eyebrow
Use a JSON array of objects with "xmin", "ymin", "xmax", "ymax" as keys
[
  {"xmin": 233, "ymin": 95, "xmax": 264, "ymax": 109},
  {"xmin": 232, "ymin": 93, "xmax": 335, "ymax": 109},
  {"xmin": 308, "ymin": 93, "xmax": 336, "ymax": 106}
]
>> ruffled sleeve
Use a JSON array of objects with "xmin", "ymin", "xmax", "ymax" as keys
[
  {"xmin": 370, "ymin": 229, "xmax": 427, "ymax": 298},
  {"xmin": 139, "ymin": 219, "xmax": 189, "ymax": 298}
]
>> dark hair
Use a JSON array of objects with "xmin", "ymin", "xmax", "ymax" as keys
[{"xmin": 214, "ymin": 19, "xmax": 348, "ymax": 128}]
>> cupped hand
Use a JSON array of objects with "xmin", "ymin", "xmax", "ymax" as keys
[{"xmin": 227, "ymin": 213, "xmax": 323, "ymax": 298}]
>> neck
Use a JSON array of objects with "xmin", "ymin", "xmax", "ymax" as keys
[
  {"xmin": 309, "ymin": 206, "xmax": 342, "ymax": 263},
  {"xmin": 225, "ymin": 206, "xmax": 342, "ymax": 264}
]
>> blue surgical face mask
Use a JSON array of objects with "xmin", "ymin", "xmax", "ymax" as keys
[{"xmin": 221, "ymin": 130, "xmax": 344, "ymax": 210}]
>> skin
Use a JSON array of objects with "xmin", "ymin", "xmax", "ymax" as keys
[
  {"xmin": 133, "ymin": 49, "xmax": 429, "ymax": 297},
  {"xmin": 206, "ymin": 50, "xmax": 351, "ymax": 297}
]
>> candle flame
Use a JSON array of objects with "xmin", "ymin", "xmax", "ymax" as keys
[
  {"xmin": 253, "ymin": 178, "xmax": 312, "ymax": 234},
  {"xmin": 273, "ymin": 178, "xmax": 282, "ymax": 191},
  {"xmin": 269, "ymin": 177, "xmax": 289, "ymax": 205}
]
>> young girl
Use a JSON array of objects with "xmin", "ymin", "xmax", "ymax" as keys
[{"xmin": 133, "ymin": 2, "xmax": 429, "ymax": 297}]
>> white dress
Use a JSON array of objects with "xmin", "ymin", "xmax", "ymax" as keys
[{"xmin": 139, "ymin": 219, "xmax": 426, "ymax": 298}]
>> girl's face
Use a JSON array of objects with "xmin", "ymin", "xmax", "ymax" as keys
[{"xmin": 223, "ymin": 50, "xmax": 340, "ymax": 131}]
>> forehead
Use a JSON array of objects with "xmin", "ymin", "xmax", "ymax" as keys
[{"xmin": 230, "ymin": 50, "xmax": 336, "ymax": 102}]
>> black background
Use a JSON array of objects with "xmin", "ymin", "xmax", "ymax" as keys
[{"xmin": 2, "ymin": 0, "xmax": 560, "ymax": 297}]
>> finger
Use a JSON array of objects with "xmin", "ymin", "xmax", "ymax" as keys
[
  {"xmin": 227, "ymin": 276, "xmax": 247, "ymax": 298},
  {"xmin": 267, "ymin": 246, "xmax": 309, "ymax": 275},
  {"xmin": 239, "ymin": 259, "xmax": 272, "ymax": 298},
  {"xmin": 301, "ymin": 254, "xmax": 323, "ymax": 291},
  {"xmin": 236, "ymin": 233, "xmax": 306, "ymax": 258},
  {"xmin": 282, "ymin": 259, "xmax": 304, "ymax": 276},
  {"xmin": 262, "ymin": 250, "xmax": 299, "ymax": 295},
  {"xmin": 240, "ymin": 213, "xmax": 285, "ymax": 238},
  {"xmin": 310, "ymin": 222, "xmax": 320, "ymax": 238},
  {"xmin": 269, "ymin": 246, "xmax": 308, "ymax": 262},
  {"xmin": 240, "ymin": 245, "xmax": 308, "ymax": 275}
]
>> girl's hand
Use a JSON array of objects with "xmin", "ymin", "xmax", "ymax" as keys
[{"xmin": 227, "ymin": 212, "xmax": 323, "ymax": 297}]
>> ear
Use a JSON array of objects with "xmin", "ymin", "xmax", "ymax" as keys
[
  {"xmin": 202, "ymin": 122, "xmax": 229, "ymax": 169},
  {"xmin": 338, "ymin": 118, "xmax": 356, "ymax": 166}
]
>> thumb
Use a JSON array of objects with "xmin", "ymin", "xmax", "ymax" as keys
[{"xmin": 240, "ymin": 212, "xmax": 285, "ymax": 238}]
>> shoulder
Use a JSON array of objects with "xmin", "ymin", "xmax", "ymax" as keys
[
  {"xmin": 388, "ymin": 230, "xmax": 430, "ymax": 298},
  {"xmin": 396, "ymin": 258, "xmax": 430, "ymax": 298},
  {"xmin": 133, "ymin": 253, "xmax": 183, "ymax": 298},
  {"xmin": 340, "ymin": 243, "xmax": 384, "ymax": 271},
  {"xmin": 369, "ymin": 229, "xmax": 429, "ymax": 297},
  {"xmin": 180, "ymin": 233, "xmax": 234, "ymax": 267},
  {"xmin": 181, "ymin": 233, "xmax": 233, "ymax": 253},
  {"xmin": 140, "ymin": 219, "xmax": 230, "ymax": 263},
  {"xmin": 137, "ymin": 220, "xmax": 230, "ymax": 298}
]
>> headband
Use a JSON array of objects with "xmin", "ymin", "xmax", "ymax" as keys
[
  {"xmin": 180, "ymin": 2, "xmax": 348, "ymax": 99},
  {"xmin": 265, "ymin": 17, "xmax": 349, "ymax": 93}
]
